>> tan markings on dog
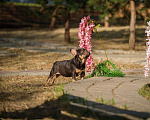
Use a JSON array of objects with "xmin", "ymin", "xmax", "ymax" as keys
[
  {"xmin": 79, "ymin": 55, "xmax": 87, "ymax": 64},
  {"xmin": 79, "ymin": 55, "xmax": 83, "ymax": 59},
  {"xmin": 50, "ymin": 73, "xmax": 60, "ymax": 79},
  {"xmin": 76, "ymin": 68, "xmax": 85, "ymax": 74}
]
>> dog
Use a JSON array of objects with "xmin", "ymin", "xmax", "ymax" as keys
[{"xmin": 46, "ymin": 48, "xmax": 90, "ymax": 86}]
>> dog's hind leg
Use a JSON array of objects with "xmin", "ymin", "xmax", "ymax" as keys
[
  {"xmin": 46, "ymin": 66, "xmax": 55, "ymax": 86},
  {"xmin": 50, "ymin": 73, "xmax": 60, "ymax": 85},
  {"xmin": 46, "ymin": 76, "xmax": 51, "ymax": 86},
  {"xmin": 46, "ymin": 73, "xmax": 60, "ymax": 86}
]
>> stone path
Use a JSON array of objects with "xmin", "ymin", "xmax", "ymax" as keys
[
  {"xmin": 0, "ymin": 68, "xmax": 145, "ymax": 77},
  {"xmin": 64, "ymin": 75, "xmax": 150, "ymax": 120},
  {"xmin": 0, "ymin": 70, "xmax": 50, "ymax": 77}
]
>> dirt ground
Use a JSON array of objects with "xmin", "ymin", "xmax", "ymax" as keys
[
  {"xmin": 0, "ymin": 25, "xmax": 147, "ymax": 51},
  {"xmin": 0, "ymin": 48, "xmax": 143, "ymax": 120},
  {"xmin": 0, "ymin": 26, "xmax": 146, "ymax": 119},
  {"xmin": 0, "ymin": 49, "xmax": 129, "ymax": 120},
  {"xmin": 0, "ymin": 48, "xmax": 73, "ymax": 71},
  {"xmin": 0, "ymin": 48, "xmax": 104, "ymax": 120}
]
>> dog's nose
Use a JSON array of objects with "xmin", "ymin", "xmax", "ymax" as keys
[{"xmin": 85, "ymin": 54, "xmax": 90, "ymax": 58}]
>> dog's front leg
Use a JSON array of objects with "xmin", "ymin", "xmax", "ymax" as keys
[
  {"xmin": 72, "ymin": 71, "xmax": 76, "ymax": 81},
  {"xmin": 80, "ymin": 71, "xmax": 85, "ymax": 80}
]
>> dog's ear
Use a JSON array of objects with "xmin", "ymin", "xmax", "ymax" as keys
[{"xmin": 70, "ymin": 49, "xmax": 77, "ymax": 56}]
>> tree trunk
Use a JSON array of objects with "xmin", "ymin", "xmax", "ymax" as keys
[
  {"xmin": 64, "ymin": 10, "xmax": 71, "ymax": 43},
  {"xmin": 129, "ymin": 0, "xmax": 136, "ymax": 50},
  {"xmin": 145, "ymin": 9, "xmax": 148, "ymax": 22},
  {"xmin": 40, "ymin": 5, "xmax": 46, "ymax": 12},
  {"xmin": 105, "ymin": 15, "xmax": 109, "ymax": 27},
  {"xmin": 49, "ymin": 7, "xmax": 58, "ymax": 29}
]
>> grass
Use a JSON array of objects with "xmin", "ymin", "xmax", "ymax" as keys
[
  {"xmin": 2, "ymin": 2, "xmax": 42, "ymax": 7},
  {"xmin": 88, "ymin": 60, "xmax": 125, "ymax": 78},
  {"xmin": 54, "ymin": 83, "xmax": 68, "ymax": 100},
  {"xmin": 139, "ymin": 83, "xmax": 150, "ymax": 100},
  {"xmin": 96, "ymin": 96, "xmax": 129, "ymax": 110},
  {"xmin": 96, "ymin": 96, "xmax": 116, "ymax": 106},
  {"xmin": 123, "ymin": 104, "xmax": 128, "ymax": 110}
]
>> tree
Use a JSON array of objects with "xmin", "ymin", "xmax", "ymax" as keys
[
  {"xmin": 140, "ymin": 0, "xmax": 150, "ymax": 22},
  {"xmin": 35, "ymin": 0, "xmax": 57, "ymax": 29},
  {"xmin": 54, "ymin": 0, "xmax": 87, "ymax": 43},
  {"xmin": 104, "ymin": 15, "xmax": 109, "ymax": 27},
  {"xmin": 87, "ymin": 0, "xmax": 138, "ymax": 50},
  {"xmin": 35, "ymin": 0, "xmax": 48, "ymax": 12},
  {"xmin": 87, "ymin": 0, "xmax": 126, "ymax": 27},
  {"xmin": 49, "ymin": 0, "xmax": 63, "ymax": 29},
  {"xmin": 36, "ymin": 0, "xmax": 87, "ymax": 43},
  {"xmin": 64, "ymin": 0, "xmax": 87, "ymax": 43},
  {"xmin": 49, "ymin": 6, "xmax": 59, "ymax": 29},
  {"xmin": 129, "ymin": 0, "xmax": 136, "ymax": 50},
  {"xmin": 64, "ymin": 4, "xmax": 70, "ymax": 43}
]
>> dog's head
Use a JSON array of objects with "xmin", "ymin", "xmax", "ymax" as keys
[{"xmin": 70, "ymin": 48, "xmax": 90, "ymax": 64}]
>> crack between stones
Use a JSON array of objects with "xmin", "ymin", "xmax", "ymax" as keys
[
  {"xmin": 86, "ymin": 78, "xmax": 113, "ymax": 100},
  {"xmin": 112, "ymin": 79, "xmax": 148, "ymax": 107}
]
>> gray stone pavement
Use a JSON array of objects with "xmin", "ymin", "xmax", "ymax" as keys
[
  {"xmin": 0, "ymin": 68, "xmax": 145, "ymax": 77},
  {"xmin": 1, "ymin": 38, "xmax": 150, "ymax": 119},
  {"xmin": 0, "ymin": 70, "xmax": 50, "ymax": 77},
  {"xmin": 64, "ymin": 75, "xmax": 150, "ymax": 120}
]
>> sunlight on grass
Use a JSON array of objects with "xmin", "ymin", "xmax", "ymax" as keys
[
  {"xmin": 139, "ymin": 83, "xmax": 150, "ymax": 100},
  {"xmin": 3, "ymin": 2, "xmax": 41, "ymax": 7}
]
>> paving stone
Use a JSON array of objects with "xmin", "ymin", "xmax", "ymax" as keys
[
  {"xmin": 0, "ymin": 50, "xmax": 17, "ymax": 57},
  {"xmin": 64, "ymin": 75, "xmax": 150, "ymax": 119},
  {"xmin": 0, "ymin": 70, "xmax": 50, "ymax": 77}
]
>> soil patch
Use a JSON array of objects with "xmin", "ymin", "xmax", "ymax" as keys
[
  {"xmin": 0, "ymin": 26, "xmax": 147, "ymax": 51},
  {"xmin": 0, "ymin": 48, "xmax": 144, "ymax": 72},
  {"xmin": 0, "ymin": 48, "xmax": 72, "ymax": 71}
]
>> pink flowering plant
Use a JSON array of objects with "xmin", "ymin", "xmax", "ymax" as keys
[
  {"xmin": 144, "ymin": 21, "xmax": 150, "ymax": 77},
  {"xmin": 78, "ymin": 15, "xmax": 95, "ymax": 73},
  {"xmin": 78, "ymin": 15, "xmax": 124, "ymax": 77}
]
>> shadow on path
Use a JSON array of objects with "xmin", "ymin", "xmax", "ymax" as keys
[{"xmin": 0, "ymin": 94, "xmax": 149, "ymax": 120}]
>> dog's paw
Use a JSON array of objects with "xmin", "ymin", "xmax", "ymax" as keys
[
  {"xmin": 72, "ymin": 79, "xmax": 76, "ymax": 82},
  {"xmin": 45, "ymin": 82, "xmax": 50, "ymax": 87}
]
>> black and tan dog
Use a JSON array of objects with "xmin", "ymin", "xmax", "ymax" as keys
[{"xmin": 46, "ymin": 48, "xmax": 90, "ymax": 86}]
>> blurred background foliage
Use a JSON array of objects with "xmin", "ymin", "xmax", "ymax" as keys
[
  {"xmin": 0, "ymin": 0, "xmax": 149, "ymax": 47},
  {"xmin": 0, "ymin": 0, "xmax": 149, "ymax": 28}
]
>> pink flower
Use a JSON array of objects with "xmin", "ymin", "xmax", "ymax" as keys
[
  {"xmin": 78, "ymin": 15, "xmax": 95, "ymax": 73},
  {"xmin": 145, "ymin": 21, "xmax": 150, "ymax": 77}
]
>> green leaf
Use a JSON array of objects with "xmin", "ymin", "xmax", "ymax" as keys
[
  {"xmin": 95, "ymin": 24, "xmax": 101, "ymax": 29},
  {"xmin": 88, "ymin": 60, "xmax": 125, "ymax": 78}
]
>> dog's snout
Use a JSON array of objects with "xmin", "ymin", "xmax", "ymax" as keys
[
  {"xmin": 76, "ymin": 48, "xmax": 90, "ymax": 59},
  {"xmin": 85, "ymin": 51, "xmax": 90, "ymax": 58}
]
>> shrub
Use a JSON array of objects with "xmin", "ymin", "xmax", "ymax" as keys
[{"xmin": 88, "ymin": 60, "xmax": 125, "ymax": 78}]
